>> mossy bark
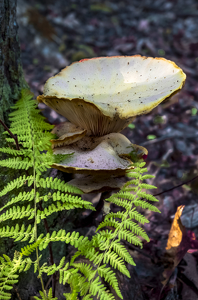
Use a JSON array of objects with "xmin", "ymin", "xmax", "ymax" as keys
[
  {"xmin": 0, "ymin": 0, "xmax": 27, "ymax": 127},
  {"xmin": 0, "ymin": 0, "xmax": 28, "ymax": 216}
]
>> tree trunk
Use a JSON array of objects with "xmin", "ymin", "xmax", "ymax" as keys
[
  {"xmin": 0, "ymin": 0, "xmax": 27, "ymax": 125},
  {"xmin": 0, "ymin": 0, "xmax": 28, "ymax": 236}
]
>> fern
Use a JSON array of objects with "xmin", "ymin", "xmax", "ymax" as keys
[
  {"xmin": 0, "ymin": 89, "xmax": 160, "ymax": 300},
  {"xmin": 0, "ymin": 90, "xmax": 92, "ymax": 299},
  {"xmin": 33, "ymin": 288, "xmax": 58, "ymax": 300}
]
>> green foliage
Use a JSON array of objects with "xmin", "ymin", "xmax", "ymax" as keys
[
  {"xmin": 0, "ymin": 89, "xmax": 159, "ymax": 300},
  {"xmin": 33, "ymin": 288, "xmax": 58, "ymax": 300}
]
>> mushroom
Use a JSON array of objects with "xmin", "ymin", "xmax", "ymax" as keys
[
  {"xmin": 52, "ymin": 132, "xmax": 148, "ymax": 175},
  {"xmin": 50, "ymin": 121, "xmax": 87, "ymax": 149},
  {"xmin": 38, "ymin": 55, "xmax": 186, "ymax": 136},
  {"xmin": 68, "ymin": 174, "xmax": 126, "ymax": 194}
]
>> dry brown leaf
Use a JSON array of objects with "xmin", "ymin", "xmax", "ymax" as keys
[
  {"xmin": 166, "ymin": 205, "xmax": 185, "ymax": 250},
  {"xmin": 162, "ymin": 205, "xmax": 186, "ymax": 286}
]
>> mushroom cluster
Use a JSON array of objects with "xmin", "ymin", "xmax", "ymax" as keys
[{"xmin": 38, "ymin": 55, "xmax": 186, "ymax": 193}]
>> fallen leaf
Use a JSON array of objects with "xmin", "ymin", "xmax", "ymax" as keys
[{"xmin": 166, "ymin": 205, "xmax": 185, "ymax": 250}]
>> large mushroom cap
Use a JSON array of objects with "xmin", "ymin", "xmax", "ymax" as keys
[
  {"xmin": 52, "ymin": 132, "xmax": 147, "ymax": 175},
  {"xmin": 38, "ymin": 55, "xmax": 186, "ymax": 136}
]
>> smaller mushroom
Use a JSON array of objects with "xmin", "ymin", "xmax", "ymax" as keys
[
  {"xmin": 68, "ymin": 174, "xmax": 126, "ymax": 194},
  {"xmin": 50, "ymin": 121, "xmax": 87, "ymax": 149}
]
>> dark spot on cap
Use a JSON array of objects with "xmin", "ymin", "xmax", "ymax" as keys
[
  {"xmin": 127, "ymin": 100, "xmax": 130, "ymax": 102},
  {"xmin": 128, "ymin": 62, "xmax": 129, "ymax": 65}
]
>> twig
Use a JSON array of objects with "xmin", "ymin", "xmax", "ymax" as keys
[
  {"xmin": 177, "ymin": 272, "xmax": 198, "ymax": 296},
  {"xmin": 140, "ymin": 135, "xmax": 175, "ymax": 147},
  {"xmin": 0, "ymin": 119, "xmax": 20, "ymax": 150},
  {"xmin": 13, "ymin": 284, "xmax": 22, "ymax": 300},
  {"xmin": 153, "ymin": 175, "xmax": 198, "ymax": 197}
]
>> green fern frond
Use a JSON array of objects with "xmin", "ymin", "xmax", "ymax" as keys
[
  {"xmin": 0, "ymin": 204, "xmax": 34, "ymax": 223},
  {"xmin": 37, "ymin": 177, "xmax": 83, "ymax": 194},
  {"xmin": 36, "ymin": 200, "xmax": 93, "ymax": 224},
  {"xmin": 103, "ymin": 252, "xmax": 130, "ymax": 277},
  {"xmin": 0, "ymin": 175, "xmax": 34, "ymax": 197},
  {"xmin": 0, "ymin": 191, "xmax": 35, "ymax": 211},
  {"xmin": 136, "ymin": 191, "xmax": 159, "ymax": 202},
  {"xmin": 72, "ymin": 263, "xmax": 96, "ymax": 282},
  {"xmin": 118, "ymin": 229, "xmax": 142, "ymax": 247},
  {"xmin": 0, "ymin": 148, "xmax": 32, "ymax": 156},
  {"xmin": 59, "ymin": 267, "xmax": 78, "ymax": 285},
  {"xmin": 110, "ymin": 191, "xmax": 135, "ymax": 202},
  {"xmin": 0, "ymin": 157, "xmax": 33, "ymax": 170},
  {"xmin": 103, "ymin": 211, "xmax": 124, "ymax": 220},
  {"xmin": 133, "ymin": 199, "xmax": 161, "ymax": 212},
  {"xmin": 105, "ymin": 197, "xmax": 131, "ymax": 210},
  {"xmin": 82, "ymin": 294, "xmax": 93, "ymax": 300},
  {"xmin": 138, "ymin": 183, "xmax": 157, "ymax": 190},
  {"xmin": 98, "ymin": 265, "xmax": 122, "ymax": 299},
  {"xmin": 89, "ymin": 276, "xmax": 115, "ymax": 300},
  {"xmin": 141, "ymin": 174, "xmax": 155, "ymax": 180},
  {"xmin": 33, "ymin": 288, "xmax": 58, "ymax": 300},
  {"xmin": 111, "ymin": 240, "xmax": 135, "ymax": 265},
  {"xmin": 128, "ymin": 209, "xmax": 149, "ymax": 224},
  {"xmin": 38, "ymin": 230, "xmax": 89, "ymax": 251},
  {"xmin": 0, "ymin": 224, "xmax": 33, "ymax": 242},
  {"xmin": 0, "ymin": 252, "xmax": 22, "ymax": 300},
  {"xmin": 41, "ymin": 258, "xmax": 70, "ymax": 277},
  {"xmin": 20, "ymin": 239, "xmax": 43, "ymax": 257},
  {"xmin": 122, "ymin": 219, "xmax": 149, "ymax": 241}
]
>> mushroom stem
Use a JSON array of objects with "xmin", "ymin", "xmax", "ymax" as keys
[{"xmin": 80, "ymin": 191, "xmax": 112, "ymax": 228}]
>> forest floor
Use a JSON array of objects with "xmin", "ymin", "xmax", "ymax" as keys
[{"xmin": 15, "ymin": 0, "xmax": 198, "ymax": 299}]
